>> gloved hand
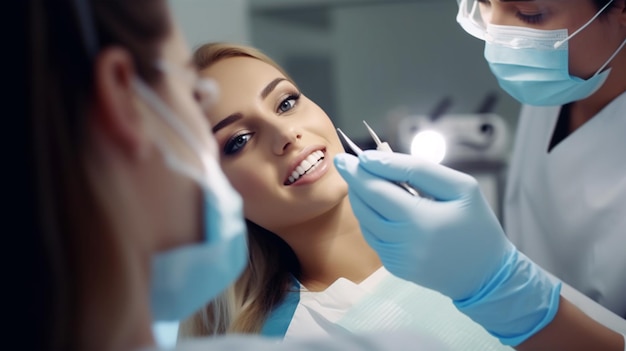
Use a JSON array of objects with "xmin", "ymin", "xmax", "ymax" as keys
[{"xmin": 334, "ymin": 150, "xmax": 561, "ymax": 346}]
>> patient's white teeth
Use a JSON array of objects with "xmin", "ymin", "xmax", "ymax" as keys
[{"xmin": 287, "ymin": 150, "xmax": 326, "ymax": 185}]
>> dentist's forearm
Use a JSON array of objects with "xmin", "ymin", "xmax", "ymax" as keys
[{"xmin": 517, "ymin": 297, "xmax": 624, "ymax": 351}]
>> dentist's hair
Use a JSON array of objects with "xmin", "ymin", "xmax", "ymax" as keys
[
  {"xmin": 178, "ymin": 42, "xmax": 301, "ymax": 337},
  {"xmin": 25, "ymin": 0, "xmax": 169, "ymax": 349},
  {"xmin": 594, "ymin": 0, "xmax": 617, "ymax": 8},
  {"xmin": 593, "ymin": 0, "xmax": 622, "ymax": 13}
]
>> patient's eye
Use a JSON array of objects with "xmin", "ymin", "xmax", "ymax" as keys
[
  {"xmin": 224, "ymin": 132, "xmax": 254, "ymax": 156},
  {"xmin": 277, "ymin": 93, "xmax": 301, "ymax": 114}
]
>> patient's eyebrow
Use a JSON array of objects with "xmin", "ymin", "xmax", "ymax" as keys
[
  {"xmin": 212, "ymin": 113, "xmax": 243, "ymax": 133},
  {"xmin": 261, "ymin": 78, "xmax": 287, "ymax": 99},
  {"xmin": 212, "ymin": 78, "xmax": 288, "ymax": 133}
]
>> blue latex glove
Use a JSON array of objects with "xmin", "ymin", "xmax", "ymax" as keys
[{"xmin": 334, "ymin": 151, "xmax": 561, "ymax": 346}]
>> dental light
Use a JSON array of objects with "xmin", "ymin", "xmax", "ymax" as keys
[
  {"xmin": 410, "ymin": 130, "xmax": 447, "ymax": 164},
  {"xmin": 393, "ymin": 94, "xmax": 509, "ymax": 165},
  {"xmin": 386, "ymin": 93, "xmax": 511, "ymax": 219}
]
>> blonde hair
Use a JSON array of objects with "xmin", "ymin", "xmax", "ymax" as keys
[
  {"xmin": 193, "ymin": 42, "xmax": 293, "ymax": 82},
  {"xmin": 178, "ymin": 43, "xmax": 301, "ymax": 339}
]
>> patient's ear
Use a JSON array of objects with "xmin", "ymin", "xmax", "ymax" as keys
[{"xmin": 91, "ymin": 47, "xmax": 150, "ymax": 159}]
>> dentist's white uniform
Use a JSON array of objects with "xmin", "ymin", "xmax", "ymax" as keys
[{"xmin": 504, "ymin": 92, "xmax": 626, "ymax": 318}]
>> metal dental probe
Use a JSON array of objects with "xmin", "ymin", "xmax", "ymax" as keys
[{"xmin": 337, "ymin": 126, "xmax": 419, "ymax": 197}]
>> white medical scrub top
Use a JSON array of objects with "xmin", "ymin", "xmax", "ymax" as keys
[
  {"xmin": 262, "ymin": 267, "xmax": 512, "ymax": 350},
  {"xmin": 504, "ymin": 92, "xmax": 626, "ymax": 318}
]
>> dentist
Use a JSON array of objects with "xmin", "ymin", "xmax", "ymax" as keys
[{"xmin": 458, "ymin": 0, "xmax": 626, "ymax": 318}]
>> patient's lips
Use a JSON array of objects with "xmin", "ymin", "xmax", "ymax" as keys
[{"xmin": 284, "ymin": 147, "xmax": 327, "ymax": 186}]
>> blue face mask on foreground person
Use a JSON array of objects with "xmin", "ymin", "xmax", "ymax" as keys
[{"xmin": 132, "ymin": 79, "xmax": 248, "ymax": 322}]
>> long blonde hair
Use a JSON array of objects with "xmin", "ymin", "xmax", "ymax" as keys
[{"xmin": 178, "ymin": 43, "xmax": 301, "ymax": 338}]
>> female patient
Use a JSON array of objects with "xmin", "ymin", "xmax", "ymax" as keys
[{"xmin": 178, "ymin": 42, "xmax": 513, "ymax": 350}]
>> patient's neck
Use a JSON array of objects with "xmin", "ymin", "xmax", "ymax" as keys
[{"xmin": 278, "ymin": 196, "xmax": 382, "ymax": 292}]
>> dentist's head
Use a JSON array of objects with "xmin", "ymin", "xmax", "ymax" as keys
[
  {"xmin": 457, "ymin": 0, "xmax": 626, "ymax": 106},
  {"xmin": 25, "ymin": 1, "xmax": 246, "ymax": 350}
]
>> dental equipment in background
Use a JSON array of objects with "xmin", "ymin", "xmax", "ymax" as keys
[{"xmin": 337, "ymin": 121, "xmax": 420, "ymax": 197}]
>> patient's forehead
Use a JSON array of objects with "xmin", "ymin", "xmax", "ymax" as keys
[
  {"xmin": 202, "ymin": 57, "xmax": 286, "ymax": 91},
  {"xmin": 201, "ymin": 57, "xmax": 292, "ymax": 121}
]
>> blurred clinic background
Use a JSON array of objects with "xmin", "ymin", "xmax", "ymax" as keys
[{"xmin": 155, "ymin": 0, "xmax": 523, "ymax": 347}]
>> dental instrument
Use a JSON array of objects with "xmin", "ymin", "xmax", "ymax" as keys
[{"xmin": 337, "ymin": 124, "xmax": 420, "ymax": 197}]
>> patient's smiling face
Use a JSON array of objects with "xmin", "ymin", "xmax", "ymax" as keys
[{"xmin": 202, "ymin": 56, "xmax": 347, "ymax": 234}]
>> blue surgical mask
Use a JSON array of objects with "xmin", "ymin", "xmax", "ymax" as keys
[
  {"xmin": 149, "ymin": 166, "xmax": 247, "ymax": 322},
  {"xmin": 133, "ymin": 77, "xmax": 248, "ymax": 322},
  {"xmin": 483, "ymin": 1, "xmax": 626, "ymax": 106}
]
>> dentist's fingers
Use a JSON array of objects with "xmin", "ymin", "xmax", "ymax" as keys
[
  {"xmin": 357, "ymin": 150, "xmax": 480, "ymax": 202},
  {"xmin": 344, "ymin": 185, "xmax": 416, "ymax": 243},
  {"xmin": 334, "ymin": 153, "xmax": 430, "ymax": 222}
]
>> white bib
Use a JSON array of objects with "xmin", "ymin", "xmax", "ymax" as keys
[{"xmin": 283, "ymin": 267, "xmax": 513, "ymax": 351}]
